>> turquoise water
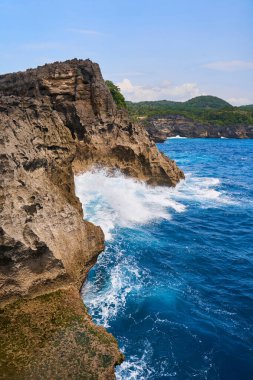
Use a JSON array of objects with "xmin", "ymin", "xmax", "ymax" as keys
[{"xmin": 75, "ymin": 139, "xmax": 253, "ymax": 380}]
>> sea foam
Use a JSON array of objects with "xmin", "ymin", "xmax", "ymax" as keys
[
  {"xmin": 81, "ymin": 244, "xmax": 144, "ymax": 328},
  {"xmin": 76, "ymin": 169, "xmax": 234, "ymax": 328},
  {"xmin": 167, "ymin": 135, "xmax": 187, "ymax": 139},
  {"xmin": 74, "ymin": 169, "xmax": 233, "ymax": 240},
  {"xmin": 77, "ymin": 139, "xmax": 253, "ymax": 380}
]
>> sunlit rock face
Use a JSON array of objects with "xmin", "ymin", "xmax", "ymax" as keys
[
  {"xmin": 0, "ymin": 93, "xmax": 105, "ymax": 304},
  {"xmin": 0, "ymin": 58, "xmax": 184, "ymax": 379},
  {"xmin": 0, "ymin": 59, "xmax": 184, "ymax": 304}
]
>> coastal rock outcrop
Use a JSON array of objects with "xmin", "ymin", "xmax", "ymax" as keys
[
  {"xmin": 0, "ymin": 59, "xmax": 183, "ymax": 302},
  {"xmin": 0, "ymin": 59, "xmax": 183, "ymax": 378},
  {"xmin": 0, "ymin": 94, "xmax": 104, "ymax": 304},
  {"xmin": 144, "ymin": 115, "xmax": 253, "ymax": 142},
  {"xmin": 0, "ymin": 59, "xmax": 184, "ymax": 186}
]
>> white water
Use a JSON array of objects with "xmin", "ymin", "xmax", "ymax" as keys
[
  {"xmin": 74, "ymin": 169, "xmax": 234, "ymax": 241},
  {"xmin": 76, "ymin": 169, "xmax": 234, "ymax": 326},
  {"xmin": 81, "ymin": 244, "xmax": 146, "ymax": 328},
  {"xmin": 116, "ymin": 341, "xmax": 155, "ymax": 380},
  {"xmin": 75, "ymin": 169, "xmax": 236, "ymax": 379},
  {"xmin": 167, "ymin": 135, "xmax": 187, "ymax": 139}
]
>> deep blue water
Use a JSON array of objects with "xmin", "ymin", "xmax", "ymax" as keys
[{"xmin": 75, "ymin": 139, "xmax": 253, "ymax": 380}]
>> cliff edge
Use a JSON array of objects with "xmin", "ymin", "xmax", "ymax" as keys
[
  {"xmin": 144, "ymin": 115, "xmax": 253, "ymax": 142},
  {"xmin": 0, "ymin": 59, "xmax": 184, "ymax": 379}
]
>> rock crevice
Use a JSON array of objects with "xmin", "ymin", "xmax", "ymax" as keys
[
  {"xmin": 0, "ymin": 59, "xmax": 184, "ymax": 303},
  {"xmin": 0, "ymin": 59, "xmax": 183, "ymax": 378}
]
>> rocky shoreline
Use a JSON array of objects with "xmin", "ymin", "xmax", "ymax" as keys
[
  {"xmin": 0, "ymin": 59, "xmax": 183, "ymax": 379},
  {"xmin": 143, "ymin": 115, "xmax": 253, "ymax": 142}
]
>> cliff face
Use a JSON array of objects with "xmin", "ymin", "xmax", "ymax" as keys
[
  {"xmin": 144, "ymin": 115, "xmax": 253, "ymax": 142},
  {"xmin": 0, "ymin": 59, "xmax": 184, "ymax": 186},
  {"xmin": 0, "ymin": 59, "xmax": 183, "ymax": 303},
  {"xmin": 0, "ymin": 59, "xmax": 183, "ymax": 378},
  {"xmin": 0, "ymin": 94, "xmax": 104, "ymax": 304}
]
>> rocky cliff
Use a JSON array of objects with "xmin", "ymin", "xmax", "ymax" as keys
[
  {"xmin": 0, "ymin": 59, "xmax": 183, "ymax": 379},
  {"xmin": 144, "ymin": 115, "xmax": 253, "ymax": 142}
]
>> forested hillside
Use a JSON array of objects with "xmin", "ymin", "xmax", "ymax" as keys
[{"xmin": 127, "ymin": 96, "xmax": 253, "ymax": 126}]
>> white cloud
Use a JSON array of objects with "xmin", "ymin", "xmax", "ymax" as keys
[
  {"xmin": 227, "ymin": 97, "xmax": 252, "ymax": 106},
  {"xmin": 204, "ymin": 60, "xmax": 253, "ymax": 72},
  {"xmin": 68, "ymin": 28, "xmax": 104, "ymax": 36},
  {"xmin": 118, "ymin": 78, "xmax": 204, "ymax": 102}
]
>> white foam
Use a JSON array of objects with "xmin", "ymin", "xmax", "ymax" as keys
[
  {"xmin": 76, "ymin": 168, "xmax": 235, "ymax": 378},
  {"xmin": 81, "ymin": 246, "xmax": 146, "ymax": 328},
  {"xmin": 167, "ymin": 135, "xmax": 187, "ymax": 139},
  {"xmin": 75, "ymin": 169, "xmax": 185, "ymax": 240},
  {"xmin": 74, "ymin": 169, "xmax": 234, "ymax": 240},
  {"xmin": 116, "ymin": 341, "xmax": 154, "ymax": 380}
]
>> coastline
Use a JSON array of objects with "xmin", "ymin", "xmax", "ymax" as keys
[
  {"xmin": 0, "ymin": 59, "xmax": 183, "ymax": 378},
  {"xmin": 79, "ymin": 139, "xmax": 253, "ymax": 379},
  {"xmin": 143, "ymin": 115, "xmax": 253, "ymax": 142}
]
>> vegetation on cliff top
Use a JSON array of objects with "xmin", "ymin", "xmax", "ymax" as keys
[
  {"xmin": 0, "ymin": 288, "xmax": 122, "ymax": 379},
  {"xmin": 126, "ymin": 96, "xmax": 253, "ymax": 126},
  {"xmin": 105, "ymin": 80, "xmax": 127, "ymax": 109}
]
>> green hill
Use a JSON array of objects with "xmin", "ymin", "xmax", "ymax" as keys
[
  {"xmin": 184, "ymin": 95, "xmax": 232, "ymax": 109},
  {"xmin": 126, "ymin": 96, "xmax": 253, "ymax": 127},
  {"xmin": 127, "ymin": 95, "xmax": 233, "ymax": 114}
]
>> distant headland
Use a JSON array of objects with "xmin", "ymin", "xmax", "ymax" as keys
[{"xmin": 126, "ymin": 96, "xmax": 253, "ymax": 141}]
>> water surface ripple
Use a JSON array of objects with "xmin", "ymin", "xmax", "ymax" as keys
[{"xmin": 75, "ymin": 139, "xmax": 253, "ymax": 380}]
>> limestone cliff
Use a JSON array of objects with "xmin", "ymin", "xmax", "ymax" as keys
[
  {"xmin": 144, "ymin": 115, "xmax": 253, "ymax": 142},
  {"xmin": 0, "ymin": 59, "xmax": 183, "ymax": 379},
  {"xmin": 0, "ymin": 59, "xmax": 184, "ymax": 186},
  {"xmin": 0, "ymin": 59, "xmax": 184, "ymax": 302}
]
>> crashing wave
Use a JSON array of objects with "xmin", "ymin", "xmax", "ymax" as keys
[{"xmin": 75, "ymin": 169, "xmax": 234, "ymax": 241}]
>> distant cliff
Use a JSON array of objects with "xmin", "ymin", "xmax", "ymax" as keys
[
  {"xmin": 0, "ymin": 59, "xmax": 183, "ymax": 379},
  {"xmin": 144, "ymin": 115, "xmax": 253, "ymax": 142},
  {"xmin": 126, "ymin": 96, "xmax": 253, "ymax": 141}
]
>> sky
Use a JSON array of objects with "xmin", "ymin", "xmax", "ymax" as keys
[{"xmin": 0, "ymin": 0, "xmax": 252, "ymax": 105}]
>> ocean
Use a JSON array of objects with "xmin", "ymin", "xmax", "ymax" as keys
[{"xmin": 75, "ymin": 138, "xmax": 253, "ymax": 380}]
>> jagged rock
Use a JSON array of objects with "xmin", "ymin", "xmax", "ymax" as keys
[
  {"xmin": 0, "ymin": 59, "xmax": 184, "ymax": 303},
  {"xmin": 0, "ymin": 59, "xmax": 184, "ymax": 186},
  {"xmin": 144, "ymin": 114, "xmax": 253, "ymax": 142},
  {"xmin": 0, "ymin": 94, "xmax": 104, "ymax": 304},
  {"xmin": 0, "ymin": 59, "xmax": 184, "ymax": 378}
]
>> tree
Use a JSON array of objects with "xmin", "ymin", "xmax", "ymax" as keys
[{"xmin": 105, "ymin": 80, "xmax": 127, "ymax": 109}]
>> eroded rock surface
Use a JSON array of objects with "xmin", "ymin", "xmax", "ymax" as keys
[
  {"xmin": 0, "ymin": 59, "xmax": 184, "ymax": 303},
  {"xmin": 144, "ymin": 115, "xmax": 253, "ymax": 142},
  {"xmin": 0, "ymin": 59, "xmax": 184, "ymax": 378},
  {"xmin": 0, "ymin": 94, "xmax": 104, "ymax": 304}
]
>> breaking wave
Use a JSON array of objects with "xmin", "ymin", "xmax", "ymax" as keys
[
  {"xmin": 81, "ymin": 244, "xmax": 145, "ymax": 328},
  {"xmin": 77, "ymin": 139, "xmax": 253, "ymax": 380},
  {"xmin": 74, "ymin": 169, "xmax": 234, "ymax": 240}
]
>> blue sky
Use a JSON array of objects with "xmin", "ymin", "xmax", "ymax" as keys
[{"xmin": 0, "ymin": 0, "xmax": 252, "ymax": 104}]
